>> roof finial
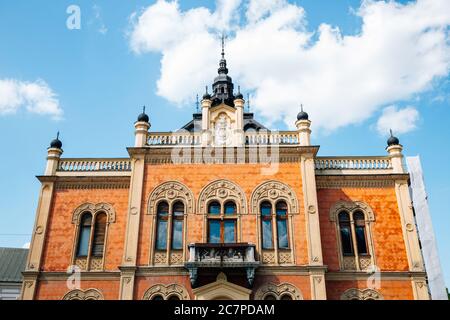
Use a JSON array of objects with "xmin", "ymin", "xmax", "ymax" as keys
[
  {"xmin": 143, "ymin": 105, "xmax": 146, "ymax": 114},
  {"xmin": 56, "ymin": 131, "xmax": 60, "ymax": 140},
  {"xmin": 195, "ymin": 94, "xmax": 199, "ymax": 112},
  {"xmin": 247, "ymin": 93, "xmax": 251, "ymax": 112},
  {"xmin": 390, "ymin": 128, "xmax": 393, "ymax": 137},
  {"xmin": 301, "ymin": 104, "xmax": 304, "ymax": 112},
  {"xmin": 221, "ymin": 32, "xmax": 226, "ymax": 59}
]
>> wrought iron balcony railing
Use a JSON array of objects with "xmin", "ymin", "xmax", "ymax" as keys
[{"xmin": 185, "ymin": 243, "xmax": 260, "ymax": 287}]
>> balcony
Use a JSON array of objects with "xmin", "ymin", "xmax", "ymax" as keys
[{"xmin": 185, "ymin": 243, "xmax": 260, "ymax": 287}]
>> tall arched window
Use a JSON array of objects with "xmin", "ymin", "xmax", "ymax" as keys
[
  {"xmin": 156, "ymin": 202, "xmax": 169, "ymax": 250},
  {"xmin": 338, "ymin": 212, "xmax": 353, "ymax": 255},
  {"xmin": 332, "ymin": 202, "xmax": 375, "ymax": 271},
  {"xmin": 171, "ymin": 202, "xmax": 184, "ymax": 250},
  {"xmin": 207, "ymin": 201, "xmax": 237, "ymax": 244},
  {"xmin": 276, "ymin": 201, "xmax": 288, "ymax": 249},
  {"xmin": 76, "ymin": 213, "xmax": 92, "ymax": 257},
  {"xmin": 91, "ymin": 213, "xmax": 107, "ymax": 257},
  {"xmin": 353, "ymin": 211, "xmax": 368, "ymax": 255},
  {"xmin": 260, "ymin": 201, "xmax": 273, "ymax": 249}
]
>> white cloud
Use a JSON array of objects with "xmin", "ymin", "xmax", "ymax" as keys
[
  {"xmin": 128, "ymin": 0, "xmax": 450, "ymax": 132},
  {"xmin": 376, "ymin": 105, "xmax": 420, "ymax": 135},
  {"xmin": 22, "ymin": 242, "xmax": 30, "ymax": 249},
  {"xmin": 0, "ymin": 79, "xmax": 63, "ymax": 119},
  {"xmin": 91, "ymin": 4, "xmax": 108, "ymax": 35}
]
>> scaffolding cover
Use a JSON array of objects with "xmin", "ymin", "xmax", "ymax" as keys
[{"xmin": 406, "ymin": 156, "xmax": 447, "ymax": 300}]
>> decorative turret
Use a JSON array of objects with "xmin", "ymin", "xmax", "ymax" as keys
[
  {"xmin": 386, "ymin": 129, "xmax": 404, "ymax": 173},
  {"xmin": 135, "ymin": 106, "xmax": 150, "ymax": 147},
  {"xmin": 45, "ymin": 132, "xmax": 63, "ymax": 175},
  {"xmin": 211, "ymin": 35, "xmax": 235, "ymax": 107},
  {"xmin": 295, "ymin": 105, "xmax": 311, "ymax": 146}
]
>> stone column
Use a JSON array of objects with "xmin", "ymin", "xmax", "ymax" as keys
[
  {"xmin": 201, "ymin": 98, "xmax": 211, "ymax": 146},
  {"xmin": 134, "ymin": 121, "xmax": 150, "ymax": 148},
  {"xmin": 387, "ymin": 143, "xmax": 405, "ymax": 174},
  {"xmin": 296, "ymin": 119, "xmax": 311, "ymax": 146},
  {"xmin": 21, "ymin": 142, "xmax": 62, "ymax": 299},
  {"xmin": 119, "ymin": 150, "xmax": 146, "ymax": 300},
  {"xmin": 234, "ymin": 97, "xmax": 245, "ymax": 146}
]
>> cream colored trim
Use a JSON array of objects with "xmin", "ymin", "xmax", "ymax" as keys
[
  {"xmin": 197, "ymin": 179, "xmax": 247, "ymax": 215},
  {"xmin": 250, "ymin": 180, "xmax": 299, "ymax": 214},
  {"xmin": 309, "ymin": 272, "xmax": 327, "ymax": 300},
  {"xmin": 254, "ymin": 283, "xmax": 303, "ymax": 300},
  {"xmin": 331, "ymin": 201, "xmax": 376, "ymax": 271},
  {"xmin": 341, "ymin": 288, "xmax": 383, "ymax": 300},
  {"xmin": 411, "ymin": 278, "xmax": 430, "ymax": 300},
  {"xmin": 147, "ymin": 181, "xmax": 195, "ymax": 215},
  {"xmin": 142, "ymin": 284, "xmax": 190, "ymax": 300},
  {"xmin": 21, "ymin": 182, "xmax": 55, "ymax": 300},
  {"xmin": 62, "ymin": 288, "xmax": 104, "ymax": 300},
  {"xmin": 395, "ymin": 181, "xmax": 425, "ymax": 272},
  {"xmin": 192, "ymin": 273, "xmax": 252, "ymax": 300}
]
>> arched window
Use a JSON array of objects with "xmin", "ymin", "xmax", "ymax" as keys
[
  {"xmin": 156, "ymin": 202, "xmax": 169, "ymax": 250},
  {"xmin": 76, "ymin": 213, "xmax": 92, "ymax": 257},
  {"xmin": 276, "ymin": 201, "xmax": 289, "ymax": 249},
  {"xmin": 91, "ymin": 213, "xmax": 107, "ymax": 257},
  {"xmin": 260, "ymin": 201, "xmax": 273, "ymax": 249},
  {"xmin": 167, "ymin": 295, "xmax": 181, "ymax": 300},
  {"xmin": 338, "ymin": 212, "xmax": 353, "ymax": 255},
  {"xmin": 280, "ymin": 294, "xmax": 293, "ymax": 300},
  {"xmin": 152, "ymin": 295, "xmax": 164, "ymax": 300},
  {"xmin": 264, "ymin": 294, "xmax": 277, "ymax": 300},
  {"xmin": 207, "ymin": 201, "xmax": 237, "ymax": 244},
  {"xmin": 353, "ymin": 211, "xmax": 368, "ymax": 255},
  {"xmin": 171, "ymin": 202, "xmax": 184, "ymax": 250}
]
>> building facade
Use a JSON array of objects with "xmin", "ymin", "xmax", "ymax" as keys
[{"xmin": 21, "ymin": 51, "xmax": 431, "ymax": 300}]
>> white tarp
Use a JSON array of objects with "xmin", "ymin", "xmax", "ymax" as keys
[{"xmin": 406, "ymin": 156, "xmax": 447, "ymax": 300}]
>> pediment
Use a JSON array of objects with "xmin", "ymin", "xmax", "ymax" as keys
[{"xmin": 192, "ymin": 273, "xmax": 252, "ymax": 300}]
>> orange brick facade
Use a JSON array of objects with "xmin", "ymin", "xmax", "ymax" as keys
[{"xmin": 21, "ymin": 54, "xmax": 430, "ymax": 301}]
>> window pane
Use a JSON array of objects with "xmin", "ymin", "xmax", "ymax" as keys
[
  {"xmin": 156, "ymin": 220, "xmax": 168, "ymax": 250},
  {"xmin": 280, "ymin": 294, "xmax": 293, "ymax": 300},
  {"xmin": 355, "ymin": 226, "xmax": 368, "ymax": 254},
  {"xmin": 171, "ymin": 220, "xmax": 183, "ymax": 250},
  {"xmin": 91, "ymin": 213, "xmax": 107, "ymax": 257},
  {"xmin": 157, "ymin": 202, "xmax": 169, "ymax": 216},
  {"xmin": 224, "ymin": 201, "xmax": 237, "ymax": 215},
  {"xmin": 260, "ymin": 202, "xmax": 272, "ymax": 216},
  {"xmin": 208, "ymin": 202, "xmax": 220, "ymax": 215},
  {"xmin": 262, "ymin": 220, "xmax": 273, "ymax": 249},
  {"xmin": 208, "ymin": 220, "xmax": 221, "ymax": 243},
  {"xmin": 276, "ymin": 201, "xmax": 288, "ymax": 216},
  {"xmin": 77, "ymin": 226, "xmax": 91, "ymax": 257},
  {"xmin": 224, "ymin": 220, "xmax": 236, "ymax": 243},
  {"xmin": 76, "ymin": 213, "xmax": 92, "ymax": 257},
  {"xmin": 338, "ymin": 211, "xmax": 350, "ymax": 222},
  {"xmin": 167, "ymin": 295, "xmax": 180, "ymax": 300},
  {"xmin": 264, "ymin": 294, "xmax": 276, "ymax": 300},
  {"xmin": 173, "ymin": 202, "xmax": 184, "ymax": 216},
  {"xmin": 340, "ymin": 226, "xmax": 353, "ymax": 255},
  {"xmin": 277, "ymin": 220, "xmax": 288, "ymax": 249},
  {"xmin": 152, "ymin": 295, "xmax": 164, "ymax": 300}
]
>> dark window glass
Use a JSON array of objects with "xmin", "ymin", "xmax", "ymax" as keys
[
  {"xmin": 339, "ymin": 212, "xmax": 353, "ymax": 255},
  {"xmin": 91, "ymin": 213, "xmax": 107, "ymax": 257},
  {"xmin": 156, "ymin": 202, "xmax": 169, "ymax": 250},
  {"xmin": 264, "ymin": 294, "xmax": 277, "ymax": 300},
  {"xmin": 280, "ymin": 294, "xmax": 293, "ymax": 300},
  {"xmin": 262, "ymin": 219, "xmax": 273, "ymax": 249},
  {"xmin": 167, "ymin": 295, "xmax": 180, "ymax": 300},
  {"xmin": 208, "ymin": 220, "xmax": 221, "ymax": 243},
  {"xmin": 276, "ymin": 201, "xmax": 289, "ymax": 249},
  {"xmin": 152, "ymin": 295, "xmax": 164, "ymax": 300},
  {"xmin": 208, "ymin": 202, "xmax": 221, "ymax": 215},
  {"xmin": 224, "ymin": 220, "xmax": 236, "ymax": 243},
  {"xmin": 277, "ymin": 219, "xmax": 288, "ymax": 249},
  {"xmin": 354, "ymin": 212, "xmax": 368, "ymax": 254},
  {"xmin": 276, "ymin": 201, "xmax": 288, "ymax": 216},
  {"xmin": 224, "ymin": 201, "xmax": 237, "ymax": 215},
  {"xmin": 260, "ymin": 202, "xmax": 272, "ymax": 216},
  {"xmin": 76, "ymin": 213, "xmax": 92, "ymax": 257},
  {"xmin": 171, "ymin": 202, "xmax": 184, "ymax": 250}
]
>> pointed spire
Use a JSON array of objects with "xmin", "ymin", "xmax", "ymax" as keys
[
  {"xmin": 218, "ymin": 32, "xmax": 228, "ymax": 75},
  {"xmin": 195, "ymin": 94, "xmax": 199, "ymax": 112},
  {"xmin": 221, "ymin": 32, "xmax": 226, "ymax": 59},
  {"xmin": 247, "ymin": 93, "xmax": 251, "ymax": 112},
  {"xmin": 203, "ymin": 85, "xmax": 211, "ymax": 100}
]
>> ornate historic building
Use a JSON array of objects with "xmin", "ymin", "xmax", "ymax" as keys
[{"xmin": 21, "ymin": 48, "xmax": 431, "ymax": 300}]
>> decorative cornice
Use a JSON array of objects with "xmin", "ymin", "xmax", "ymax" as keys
[
  {"xmin": 42, "ymin": 176, "xmax": 131, "ymax": 189},
  {"xmin": 315, "ymin": 174, "xmax": 409, "ymax": 189},
  {"xmin": 326, "ymin": 271, "xmax": 427, "ymax": 281},
  {"xmin": 38, "ymin": 271, "xmax": 121, "ymax": 281}
]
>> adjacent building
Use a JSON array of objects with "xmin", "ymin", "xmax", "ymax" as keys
[{"xmin": 0, "ymin": 248, "xmax": 28, "ymax": 300}]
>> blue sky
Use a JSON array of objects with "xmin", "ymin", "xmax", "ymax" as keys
[{"xmin": 0, "ymin": 0, "xmax": 449, "ymax": 288}]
